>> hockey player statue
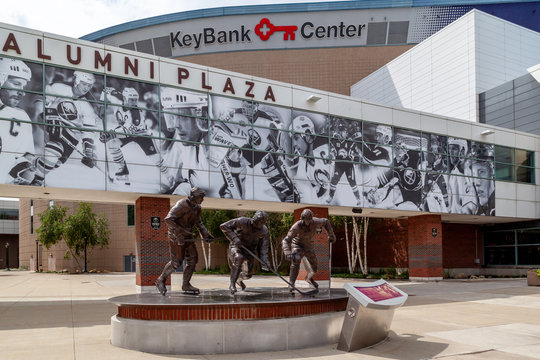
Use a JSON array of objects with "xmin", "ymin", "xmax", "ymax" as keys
[
  {"xmin": 155, "ymin": 187, "xmax": 214, "ymax": 295},
  {"xmin": 282, "ymin": 209, "xmax": 336, "ymax": 293},
  {"xmin": 220, "ymin": 210, "xmax": 271, "ymax": 294}
]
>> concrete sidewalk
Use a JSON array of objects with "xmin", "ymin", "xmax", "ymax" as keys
[{"xmin": 1, "ymin": 271, "xmax": 540, "ymax": 360}]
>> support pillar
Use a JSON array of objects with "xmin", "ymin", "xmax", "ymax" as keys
[
  {"xmin": 408, "ymin": 214, "xmax": 443, "ymax": 281},
  {"xmin": 293, "ymin": 207, "xmax": 331, "ymax": 289},
  {"xmin": 135, "ymin": 197, "xmax": 171, "ymax": 293}
]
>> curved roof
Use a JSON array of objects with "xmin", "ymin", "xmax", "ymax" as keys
[{"xmin": 80, "ymin": 0, "xmax": 533, "ymax": 41}]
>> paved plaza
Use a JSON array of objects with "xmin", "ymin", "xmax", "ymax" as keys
[{"xmin": 1, "ymin": 271, "xmax": 540, "ymax": 359}]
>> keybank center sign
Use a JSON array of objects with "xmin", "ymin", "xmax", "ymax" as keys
[
  {"xmin": 162, "ymin": 9, "xmax": 412, "ymax": 56},
  {"xmin": 170, "ymin": 18, "xmax": 366, "ymax": 50}
]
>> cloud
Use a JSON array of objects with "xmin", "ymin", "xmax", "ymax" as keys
[{"xmin": 0, "ymin": 0, "xmax": 336, "ymax": 38}]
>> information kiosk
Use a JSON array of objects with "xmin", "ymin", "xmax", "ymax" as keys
[{"xmin": 337, "ymin": 279, "xmax": 408, "ymax": 352}]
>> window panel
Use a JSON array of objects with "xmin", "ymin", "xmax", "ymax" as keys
[
  {"xmin": 484, "ymin": 246, "xmax": 516, "ymax": 265},
  {"xmin": 517, "ymin": 245, "xmax": 540, "ymax": 265},
  {"xmin": 517, "ymin": 230, "xmax": 540, "ymax": 245},
  {"xmin": 484, "ymin": 231, "xmax": 515, "ymax": 246},
  {"xmin": 515, "ymin": 149, "xmax": 532, "ymax": 167},
  {"xmin": 107, "ymin": 76, "xmax": 158, "ymax": 111},
  {"xmin": 45, "ymin": 65, "xmax": 103, "ymax": 100},
  {"xmin": 495, "ymin": 145, "xmax": 513, "ymax": 164},
  {"xmin": 495, "ymin": 163, "xmax": 514, "ymax": 181},
  {"xmin": 516, "ymin": 166, "xmax": 533, "ymax": 183},
  {"xmin": 209, "ymin": 95, "xmax": 250, "ymax": 124},
  {"xmin": 363, "ymin": 122, "xmax": 392, "ymax": 146}
]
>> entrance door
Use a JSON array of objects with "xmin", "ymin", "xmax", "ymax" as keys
[{"xmin": 123, "ymin": 255, "xmax": 136, "ymax": 272}]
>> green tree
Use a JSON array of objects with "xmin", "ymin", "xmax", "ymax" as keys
[
  {"xmin": 37, "ymin": 204, "xmax": 67, "ymax": 250},
  {"xmin": 36, "ymin": 202, "xmax": 110, "ymax": 272},
  {"xmin": 63, "ymin": 202, "xmax": 110, "ymax": 272}
]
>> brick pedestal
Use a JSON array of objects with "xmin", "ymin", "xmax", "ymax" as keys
[
  {"xmin": 135, "ymin": 197, "xmax": 171, "ymax": 293},
  {"xmin": 408, "ymin": 214, "xmax": 443, "ymax": 281},
  {"xmin": 293, "ymin": 207, "xmax": 331, "ymax": 288}
]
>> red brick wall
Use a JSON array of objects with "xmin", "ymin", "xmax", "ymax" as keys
[
  {"xmin": 442, "ymin": 223, "xmax": 482, "ymax": 268},
  {"xmin": 367, "ymin": 218, "xmax": 408, "ymax": 268},
  {"xmin": 331, "ymin": 218, "xmax": 408, "ymax": 270},
  {"xmin": 307, "ymin": 217, "xmax": 481, "ymax": 274},
  {"xmin": 408, "ymin": 214, "xmax": 443, "ymax": 278},
  {"xmin": 135, "ymin": 197, "xmax": 170, "ymax": 288}
]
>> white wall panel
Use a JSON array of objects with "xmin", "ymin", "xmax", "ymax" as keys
[
  {"xmin": 516, "ymin": 184, "xmax": 535, "ymax": 202},
  {"xmin": 495, "ymin": 181, "xmax": 516, "ymax": 200},
  {"xmin": 494, "ymin": 199, "xmax": 516, "ymax": 217},
  {"xmin": 362, "ymin": 102, "xmax": 392, "ymax": 125},
  {"xmin": 493, "ymin": 131, "xmax": 516, "ymax": 148},
  {"xmin": 447, "ymin": 119, "xmax": 472, "ymax": 139},
  {"xmin": 351, "ymin": 10, "xmax": 540, "ymax": 123},
  {"xmin": 392, "ymin": 108, "xmax": 420, "ymax": 129},
  {"xmin": 516, "ymin": 200, "xmax": 536, "ymax": 218}
]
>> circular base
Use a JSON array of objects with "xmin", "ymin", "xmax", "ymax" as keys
[
  {"xmin": 111, "ymin": 311, "xmax": 345, "ymax": 354},
  {"xmin": 110, "ymin": 287, "xmax": 348, "ymax": 354},
  {"xmin": 110, "ymin": 287, "xmax": 347, "ymax": 321}
]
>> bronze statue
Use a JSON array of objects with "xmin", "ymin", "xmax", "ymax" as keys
[
  {"xmin": 155, "ymin": 187, "xmax": 214, "ymax": 295},
  {"xmin": 220, "ymin": 210, "xmax": 271, "ymax": 294},
  {"xmin": 282, "ymin": 209, "xmax": 336, "ymax": 292}
]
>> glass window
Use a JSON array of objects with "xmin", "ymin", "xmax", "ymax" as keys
[
  {"xmin": 448, "ymin": 137, "xmax": 471, "ymax": 158},
  {"xmin": 127, "ymin": 205, "xmax": 135, "ymax": 226},
  {"xmin": 209, "ymin": 95, "xmax": 249, "ymax": 125},
  {"xmin": 45, "ymin": 66, "xmax": 103, "ymax": 100},
  {"xmin": 107, "ymin": 76, "xmax": 158, "ymax": 111},
  {"xmin": 484, "ymin": 231, "xmax": 515, "ymax": 246},
  {"xmin": 0, "ymin": 209, "xmax": 18, "ymax": 220},
  {"xmin": 30, "ymin": 199, "xmax": 33, "ymax": 234},
  {"xmin": 515, "ymin": 149, "xmax": 532, "ymax": 167},
  {"xmin": 363, "ymin": 122, "xmax": 392, "ymax": 146},
  {"xmin": 516, "ymin": 166, "xmax": 533, "ymax": 183},
  {"xmin": 495, "ymin": 163, "xmax": 514, "ymax": 181},
  {"xmin": 484, "ymin": 246, "xmax": 516, "ymax": 265},
  {"xmin": 517, "ymin": 246, "xmax": 540, "ymax": 265},
  {"xmin": 517, "ymin": 230, "xmax": 540, "ymax": 245},
  {"xmin": 495, "ymin": 146, "xmax": 513, "ymax": 164}
]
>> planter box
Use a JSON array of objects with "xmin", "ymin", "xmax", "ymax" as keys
[{"xmin": 527, "ymin": 271, "xmax": 540, "ymax": 286}]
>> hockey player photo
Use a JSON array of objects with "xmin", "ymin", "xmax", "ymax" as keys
[
  {"xmin": 100, "ymin": 83, "xmax": 174, "ymax": 194},
  {"xmin": 448, "ymin": 137, "xmax": 477, "ymax": 214},
  {"xmin": 364, "ymin": 128, "xmax": 425, "ymax": 210},
  {"xmin": 209, "ymin": 95, "xmax": 294, "ymax": 202},
  {"xmin": 0, "ymin": 58, "xmax": 41, "ymax": 185},
  {"xmin": 283, "ymin": 111, "xmax": 330, "ymax": 204},
  {"xmin": 160, "ymin": 86, "xmax": 211, "ymax": 196},
  {"xmin": 326, "ymin": 117, "xmax": 363, "ymax": 206},
  {"xmin": 422, "ymin": 134, "xmax": 450, "ymax": 213},
  {"xmin": 30, "ymin": 67, "xmax": 106, "ymax": 189},
  {"xmin": 361, "ymin": 122, "xmax": 393, "ymax": 167},
  {"xmin": 208, "ymin": 96, "xmax": 252, "ymax": 200},
  {"xmin": 471, "ymin": 142, "xmax": 495, "ymax": 216}
]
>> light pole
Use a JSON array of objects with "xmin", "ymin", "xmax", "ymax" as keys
[{"xmin": 5, "ymin": 243, "xmax": 9, "ymax": 271}]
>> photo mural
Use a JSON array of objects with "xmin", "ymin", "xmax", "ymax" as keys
[{"xmin": 0, "ymin": 56, "xmax": 499, "ymax": 215}]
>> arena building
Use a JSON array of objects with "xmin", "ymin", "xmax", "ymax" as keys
[{"xmin": 1, "ymin": 0, "xmax": 539, "ymax": 280}]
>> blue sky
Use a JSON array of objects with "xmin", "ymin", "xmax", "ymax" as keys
[{"xmin": 0, "ymin": 0, "xmax": 339, "ymax": 38}]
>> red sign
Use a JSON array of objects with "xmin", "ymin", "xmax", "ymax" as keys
[
  {"xmin": 355, "ymin": 283, "xmax": 403, "ymax": 302},
  {"xmin": 255, "ymin": 18, "xmax": 298, "ymax": 41}
]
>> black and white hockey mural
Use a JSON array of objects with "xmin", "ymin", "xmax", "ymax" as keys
[{"xmin": 0, "ymin": 53, "xmax": 506, "ymax": 216}]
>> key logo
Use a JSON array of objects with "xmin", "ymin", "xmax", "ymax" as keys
[{"xmin": 255, "ymin": 18, "xmax": 298, "ymax": 41}]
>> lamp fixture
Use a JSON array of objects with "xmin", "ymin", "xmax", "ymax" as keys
[
  {"xmin": 481, "ymin": 129, "xmax": 495, "ymax": 136},
  {"xmin": 306, "ymin": 95, "xmax": 322, "ymax": 103}
]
